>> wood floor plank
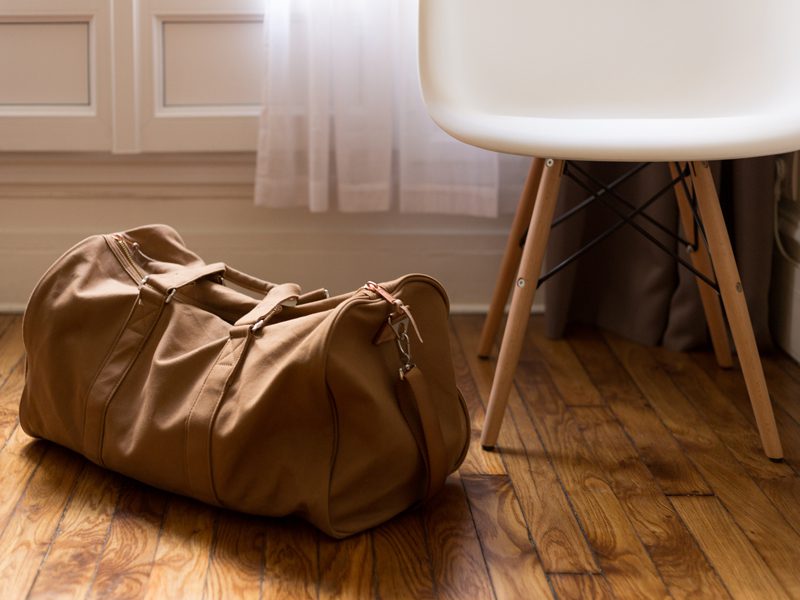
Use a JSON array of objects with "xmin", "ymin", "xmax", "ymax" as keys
[
  {"xmin": 671, "ymin": 496, "xmax": 790, "ymax": 600},
  {"xmin": 515, "ymin": 365, "xmax": 671, "ymax": 600},
  {"xmin": 462, "ymin": 475, "xmax": 554, "ymax": 600},
  {"xmin": 692, "ymin": 353, "xmax": 800, "ymax": 535},
  {"xmin": 423, "ymin": 473, "xmax": 494, "ymax": 600},
  {"xmin": 763, "ymin": 359, "xmax": 800, "ymax": 427},
  {"xmin": 0, "ymin": 446, "xmax": 84, "ymax": 600},
  {"xmin": 318, "ymin": 530, "xmax": 373, "ymax": 599},
  {"xmin": 373, "ymin": 509, "xmax": 437, "ymax": 600},
  {"xmin": 88, "ymin": 485, "xmax": 168, "ymax": 600},
  {"xmin": 0, "ymin": 318, "xmax": 23, "ymax": 387},
  {"xmin": 550, "ymin": 574, "xmax": 614, "ymax": 600},
  {"xmin": 0, "ymin": 312, "xmax": 797, "ymax": 599},
  {"xmin": 0, "ymin": 430, "xmax": 47, "ymax": 540},
  {"xmin": 571, "ymin": 406, "xmax": 730, "ymax": 600},
  {"xmin": 694, "ymin": 353, "xmax": 800, "ymax": 472},
  {"xmin": 567, "ymin": 327, "xmax": 710, "ymax": 495},
  {"xmin": 203, "ymin": 513, "xmax": 266, "ymax": 600},
  {"xmin": 449, "ymin": 321, "xmax": 507, "ymax": 476},
  {"xmin": 0, "ymin": 361, "xmax": 24, "ymax": 451},
  {"xmin": 262, "ymin": 519, "xmax": 318, "ymax": 600},
  {"xmin": 775, "ymin": 353, "xmax": 800, "ymax": 386},
  {"xmin": 655, "ymin": 347, "xmax": 800, "ymax": 538},
  {"xmin": 0, "ymin": 314, "xmax": 13, "ymax": 337},
  {"xmin": 142, "ymin": 497, "xmax": 216, "ymax": 600},
  {"xmin": 606, "ymin": 332, "xmax": 800, "ymax": 598},
  {"xmin": 27, "ymin": 465, "xmax": 121, "ymax": 600},
  {"xmin": 652, "ymin": 346, "xmax": 792, "ymax": 480},
  {"xmin": 523, "ymin": 319, "xmax": 604, "ymax": 406},
  {"xmin": 453, "ymin": 315, "xmax": 599, "ymax": 573}
]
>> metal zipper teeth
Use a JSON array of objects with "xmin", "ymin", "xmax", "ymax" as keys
[{"xmin": 109, "ymin": 234, "xmax": 146, "ymax": 282}]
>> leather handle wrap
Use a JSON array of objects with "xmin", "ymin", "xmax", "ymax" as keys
[
  {"xmin": 220, "ymin": 265, "xmax": 276, "ymax": 294},
  {"xmin": 234, "ymin": 283, "xmax": 302, "ymax": 328},
  {"xmin": 148, "ymin": 262, "xmax": 228, "ymax": 293},
  {"xmin": 395, "ymin": 366, "xmax": 448, "ymax": 501}
]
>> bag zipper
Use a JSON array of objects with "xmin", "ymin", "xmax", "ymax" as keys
[{"xmin": 108, "ymin": 234, "xmax": 146, "ymax": 283}]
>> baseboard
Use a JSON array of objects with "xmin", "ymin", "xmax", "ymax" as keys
[{"xmin": 0, "ymin": 152, "xmax": 542, "ymax": 312}]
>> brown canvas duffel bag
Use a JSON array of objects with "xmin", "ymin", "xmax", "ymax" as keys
[{"xmin": 20, "ymin": 224, "xmax": 469, "ymax": 538}]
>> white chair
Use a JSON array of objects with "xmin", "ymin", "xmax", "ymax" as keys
[{"xmin": 418, "ymin": 0, "xmax": 800, "ymax": 460}]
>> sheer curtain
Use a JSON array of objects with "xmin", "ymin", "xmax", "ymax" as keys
[{"xmin": 254, "ymin": 0, "xmax": 506, "ymax": 217}]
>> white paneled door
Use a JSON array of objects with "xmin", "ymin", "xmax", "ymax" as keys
[{"xmin": 0, "ymin": 0, "xmax": 264, "ymax": 152}]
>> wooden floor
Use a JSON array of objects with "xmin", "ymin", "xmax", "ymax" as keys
[{"xmin": 1, "ymin": 313, "xmax": 800, "ymax": 599}]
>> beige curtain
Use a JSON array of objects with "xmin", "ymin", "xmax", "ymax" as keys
[{"xmin": 544, "ymin": 158, "xmax": 776, "ymax": 350}]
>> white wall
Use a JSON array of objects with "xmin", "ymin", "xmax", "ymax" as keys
[{"xmin": 0, "ymin": 152, "xmax": 523, "ymax": 314}]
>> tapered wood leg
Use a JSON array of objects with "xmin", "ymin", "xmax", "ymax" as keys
[
  {"xmin": 481, "ymin": 159, "xmax": 564, "ymax": 449},
  {"xmin": 690, "ymin": 161, "xmax": 783, "ymax": 460},
  {"xmin": 478, "ymin": 158, "xmax": 545, "ymax": 358},
  {"xmin": 669, "ymin": 162, "xmax": 734, "ymax": 368}
]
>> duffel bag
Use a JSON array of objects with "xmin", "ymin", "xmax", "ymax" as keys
[{"xmin": 20, "ymin": 224, "xmax": 469, "ymax": 538}]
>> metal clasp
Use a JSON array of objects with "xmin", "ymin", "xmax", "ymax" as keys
[{"xmin": 391, "ymin": 316, "xmax": 414, "ymax": 378}]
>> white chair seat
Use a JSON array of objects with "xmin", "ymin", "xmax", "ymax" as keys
[
  {"xmin": 424, "ymin": 107, "xmax": 800, "ymax": 162},
  {"xmin": 420, "ymin": 0, "xmax": 800, "ymax": 161}
]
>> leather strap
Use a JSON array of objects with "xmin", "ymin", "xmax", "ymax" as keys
[
  {"xmin": 185, "ymin": 324, "xmax": 252, "ymax": 504},
  {"xmin": 395, "ymin": 366, "xmax": 448, "ymax": 500},
  {"xmin": 218, "ymin": 265, "xmax": 275, "ymax": 294},
  {"xmin": 235, "ymin": 283, "xmax": 302, "ymax": 329}
]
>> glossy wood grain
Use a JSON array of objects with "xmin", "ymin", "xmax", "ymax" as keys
[{"xmin": 1, "ymin": 314, "xmax": 800, "ymax": 599}]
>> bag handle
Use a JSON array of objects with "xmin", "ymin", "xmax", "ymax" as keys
[
  {"xmin": 234, "ymin": 282, "xmax": 302, "ymax": 332},
  {"xmin": 219, "ymin": 264, "xmax": 275, "ymax": 294},
  {"xmin": 147, "ymin": 262, "xmax": 228, "ymax": 296},
  {"xmin": 396, "ymin": 366, "xmax": 448, "ymax": 501}
]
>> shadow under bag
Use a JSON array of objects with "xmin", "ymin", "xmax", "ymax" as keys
[{"xmin": 20, "ymin": 224, "xmax": 469, "ymax": 538}]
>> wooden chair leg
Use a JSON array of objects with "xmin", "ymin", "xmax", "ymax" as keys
[
  {"xmin": 478, "ymin": 158, "xmax": 545, "ymax": 358},
  {"xmin": 481, "ymin": 159, "xmax": 564, "ymax": 449},
  {"xmin": 690, "ymin": 161, "xmax": 783, "ymax": 460},
  {"xmin": 668, "ymin": 162, "xmax": 734, "ymax": 368}
]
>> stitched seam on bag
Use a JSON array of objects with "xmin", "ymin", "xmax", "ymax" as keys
[
  {"xmin": 320, "ymin": 293, "xmax": 377, "ymax": 538},
  {"xmin": 184, "ymin": 343, "xmax": 226, "ymax": 498},
  {"xmin": 95, "ymin": 301, "xmax": 165, "ymax": 464},
  {"xmin": 206, "ymin": 336, "xmax": 250, "ymax": 505},
  {"xmin": 80, "ymin": 295, "xmax": 140, "ymax": 453},
  {"xmin": 79, "ymin": 239, "xmax": 147, "ymax": 454},
  {"xmin": 82, "ymin": 293, "xmax": 161, "ymax": 463}
]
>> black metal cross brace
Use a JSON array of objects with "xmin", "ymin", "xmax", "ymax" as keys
[{"xmin": 523, "ymin": 161, "xmax": 721, "ymax": 292}]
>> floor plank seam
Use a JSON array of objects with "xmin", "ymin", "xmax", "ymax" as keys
[
  {"xmin": 554, "ymin": 382, "xmax": 678, "ymax": 598},
  {"xmin": 0, "ymin": 436, "xmax": 48, "ymax": 542},
  {"xmin": 511, "ymin": 378, "xmax": 605, "ymax": 577},
  {"xmin": 659, "ymin": 353, "xmax": 795, "ymax": 477},
  {"xmin": 656, "ymin": 359, "xmax": 800, "ymax": 546},
  {"xmin": 667, "ymin": 496, "xmax": 749, "ymax": 600},
  {"xmin": 83, "ymin": 477, "xmax": 126, "ymax": 600},
  {"xmin": 457, "ymin": 474, "xmax": 501, "ymax": 600},
  {"xmin": 200, "ymin": 514, "xmax": 221, "ymax": 600},
  {"xmin": 137, "ymin": 493, "xmax": 172, "ymax": 599},
  {"xmin": 0, "ymin": 356, "xmax": 25, "ymax": 406},
  {"xmin": 418, "ymin": 509, "xmax": 440, "ymax": 600},
  {"xmin": 593, "ymin": 333, "xmax": 713, "ymax": 494},
  {"xmin": 368, "ymin": 530, "xmax": 379, "ymax": 600},
  {"xmin": 0, "ymin": 419, "xmax": 21, "ymax": 456},
  {"xmin": 565, "ymin": 334, "xmax": 716, "ymax": 499},
  {"xmin": 712, "ymin": 490, "xmax": 796, "ymax": 599},
  {"xmin": 25, "ymin": 460, "xmax": 87, "ymax": 600}
]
